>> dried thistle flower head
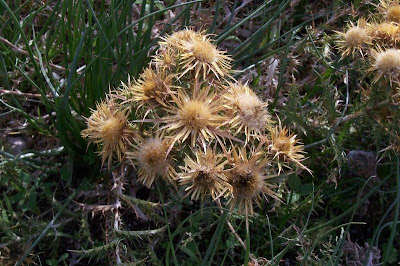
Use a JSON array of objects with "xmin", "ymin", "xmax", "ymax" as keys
[
  {"xmin": 81, "ymin": 98, "xmax": 132, "ymax": 169},
  {"xmin": 161, "ymin": 88, "xmax": 224, "ymax": 147},
  {"xmin": 178, "ymin": 35, "xmax": 232, "ymax": 80},
  {"xmin": 120, "ymin": 67, "xmax": 174, "ymax": 110},
  {"xmin": 369, "ymin": 48, "xmax": 400, "ymax": 84},
  {"xmin": 387, "ymin": 6, "xmax": 400, "ymax": 22},
  {"xmin": 179, "ymin": 147, "xmax": 229, "ymax": 201},
  {"xmin": 335, "ymin": 19, "xmax": 371, "ymax": 57},
  {"xmin": 162, "ymin": 29, "xmax": 232, "ymax": 80},
  {"xmin": 372, "ymin": 22, "xmax": 400, "ymax": 43},
  {"xmin": 160, "ymin": 29, "xmax": 203, "ymax": 48},
  {"xmin": 227, "ymin": 147, "xmax": 276, "ymax": 216},
  {"xmin": 223, "ymin": 83, "xmax": 272, "ymax": 142},
  {"xmin": 153, "ymin": 47, "xmax": 177, "ymax": 71},
  {"xmin": 268, "ymin": 124, "xmax": 310, "ymax": 174},
  {"xmin": 378, "ymin": 0, "xmax": 400, "ymax": 23},
  {"xmin": 126, "ymin": 132, "xmax": 176, "ymax": 188}
]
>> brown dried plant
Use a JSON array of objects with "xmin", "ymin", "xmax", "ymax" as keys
[{"xmin": 82, "ymin": 29, "xmax": 310, "ymax": 219}]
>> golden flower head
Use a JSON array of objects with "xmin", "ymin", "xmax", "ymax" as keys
[
  {"xmin": 81, "ymin": 98, "xmax": 132, "ymax": 169},
  {"xmin": 369, "ymin": 47, "xmax": 400, "ymax": 84},
  {"xmin": 120, "ymin": 67, "xmax": 174, "ymax": 110},
  {"xmin": 268, "ymin": 124, "xmax": 309, "ymax": 174},
  {"xmin": 179, "ymin": 147, "xmax": 229, "ymax": 201},
  {"xmin": 335, "ymin": 18, "xmax": 372, "ymax": 57},
  {"xmin": 161, "ymin": 87, "xmax": 224, "ymax": 147},
  {"xmin": 226, "ymin": 147, "xmax": 276, "ymax": 216},
  {"xmin": 223, "ymin": 83, "xmax": 272, "ymax": 142},
  {"xmin": 161, "ymin": 29, "xmax": 232, "ymax": 80},
  {"xmin": 160, "ymin": 29, "xmax": 203, "ymax": 48},
  {"xmin": 372, "ymin": 22, "xmax": 400, "ymax": 44},
  {"xmin": 378, "ymin": 0, "xmax": 400, "ymax": 23},
  {"xmin": 126, "ymin": 131, "xmax": 176, "ymax": 188}
]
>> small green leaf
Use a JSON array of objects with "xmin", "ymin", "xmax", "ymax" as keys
[
  {"xmin": 58, "ymin": 253, "xmax": 69, "ymax": 262},
  {"xmin": 299, "ymin": 183, "xmax": 314, "ymax": 196},
  {"xmin": 287, "ymin": 192, "xmax": 300, "ymax": 204},
  {"xmin": 19, "ymin": 171, "xmax": 31, "ymax": 186},
  {"xmin": 288, "ymin": 174, "xmax": 301, "ymax": 190},
  {"xmin": 11, "ymin": 191, "xmax": 25, "ymax": 204}
]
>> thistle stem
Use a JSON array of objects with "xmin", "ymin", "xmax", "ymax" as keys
[
  {"xmin": 244, "ymin": 211, "xmax": 251, "ymax": 265},
  {"xmin": 112, "ymin": 166, "xmax": 125, "ymax": 264},
  {"xmin": 215, "ymin": 198, "xmax": 246, "ymax": 249},
  {"xmin": 194, "ymin": 74, "xmax": 200, "ymax": 96}
]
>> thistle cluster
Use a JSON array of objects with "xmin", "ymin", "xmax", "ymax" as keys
[
  {"xmin": 81, "ymin": 29, "xmax": 310, "ymax": 216},
  {"xmin": 334, "ymin": 0, "xmax": 400, "ymax": 154}
]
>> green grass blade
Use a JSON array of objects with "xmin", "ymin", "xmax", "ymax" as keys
[
  {"xmin": 201, "ymin": 208, "xmax": 228, "ymax": 266},
  {"xmin": 15, "ymin": 188, "xmax": 80, "ymax": 266},
  {"xmin": 382, "ymin": 156, "xmax": 400, "ymax": 263}
]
